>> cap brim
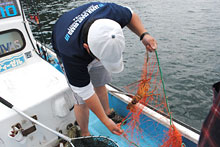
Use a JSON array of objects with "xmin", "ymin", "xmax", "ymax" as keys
[{"xmin": 101, "ymin": 57, "xmax": 124, "ymax": 73}]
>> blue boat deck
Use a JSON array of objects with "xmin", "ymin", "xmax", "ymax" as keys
[{"xmin": 88, "ymin": 93, "xmax": 197, "ymax": 147}]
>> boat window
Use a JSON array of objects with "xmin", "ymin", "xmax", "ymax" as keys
[{"xmin": 0, "ymin": 29, "xmax": 25, "ymax": 58}]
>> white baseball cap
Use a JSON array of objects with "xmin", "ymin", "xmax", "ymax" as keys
[{"xmin": 88, "ymin": 19, "xmax": 125, "ymax": 73}]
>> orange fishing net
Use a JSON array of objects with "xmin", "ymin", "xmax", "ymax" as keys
[
  {"xmin": 161, "ymin": 124, "xmax": 183, "ymax": 147},
  {"xmin": 118, "ymin": 51, "xmax": 183, "ymax": 147}
]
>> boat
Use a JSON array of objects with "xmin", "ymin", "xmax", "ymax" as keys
[{"xmin": 0, "ymin": 0, "xmax": 200, "ymax": 146}]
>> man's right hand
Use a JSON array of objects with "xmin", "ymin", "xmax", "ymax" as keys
[
  {"xmin": 105, "ymin": 118, "xmax": 124, "ymax": 135},
  {"xmin": 85, "ymin": 93, "xmax": 123, "ymax": 135}
]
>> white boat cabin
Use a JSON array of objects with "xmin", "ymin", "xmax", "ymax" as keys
[{"xmin": 0, "ymin": 0, "xmax": 75, "ymax": 146}]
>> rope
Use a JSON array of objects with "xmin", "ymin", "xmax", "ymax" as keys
[
  {"xmin": 155, "ymin": 50, "xmax": 173, "ymax": 125},
  {"xmin": 155, "ymin": 50, "xmax": 187, "ymax": 147}
]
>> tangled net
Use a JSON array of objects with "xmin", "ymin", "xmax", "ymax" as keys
[{"xmin": 118, "ymin": 51, "xmax": 184, "ymax": 147}]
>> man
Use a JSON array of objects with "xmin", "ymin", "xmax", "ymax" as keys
[{"xmin": 52, "ymin": 2, "xmax": 157, "ymax": 136}]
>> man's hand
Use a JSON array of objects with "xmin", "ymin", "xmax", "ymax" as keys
[
  {"xmin": 105, "ymin": 118, "xmax": 124, "ymax": 135},
  {"xmin": 85, "ymin": 93, "xmax": 123, "ymax": 135},
  {"xmin": 142, "ymin": 34, "xmax": 157, "ymax": 52}
]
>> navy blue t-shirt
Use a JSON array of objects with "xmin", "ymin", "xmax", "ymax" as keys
[{"xmin": 52, "ymin": 2, "xmax": 132, "ymax": 87}]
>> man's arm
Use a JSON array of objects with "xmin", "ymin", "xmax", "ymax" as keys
[
  {"xmin": 85, "ymin": 93, "xmax": 123, "ymax": 135},
  {"xmin": 127, "ymin": 13, "xmax": 157, "ymax": 51}
]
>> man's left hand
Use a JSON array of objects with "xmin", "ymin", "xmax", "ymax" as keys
[{"xmin": 142, "ymin": 34, "xmax": 157, "ymax": 52}]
